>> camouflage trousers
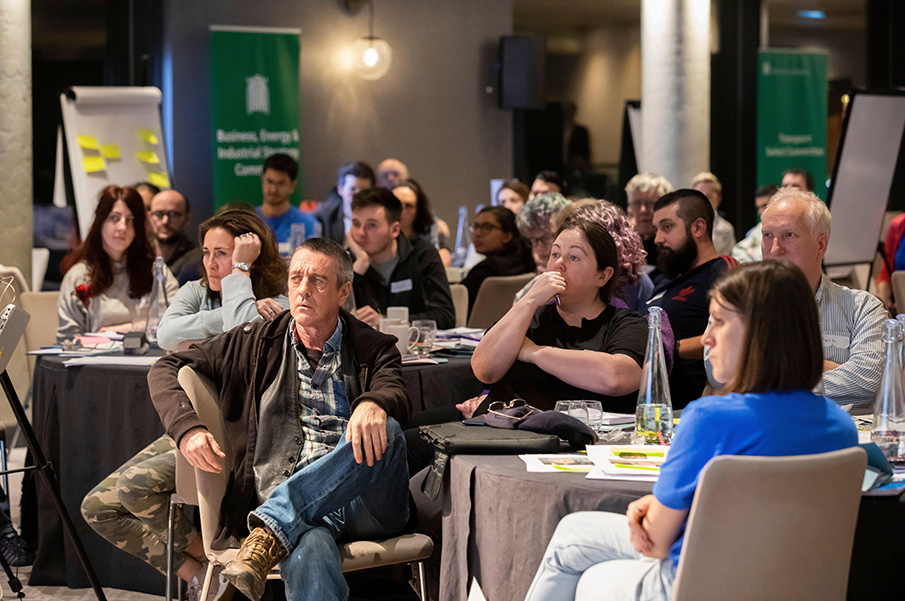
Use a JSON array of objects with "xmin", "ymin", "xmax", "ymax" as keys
[{"xmin": 80, "ymin": 434, "xmax": 198, "ymax": 574}]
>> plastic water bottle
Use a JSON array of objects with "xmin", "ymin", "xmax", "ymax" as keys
[
  {"xmin": 145, "ymin": 257, "xmax": 169, "ymax": 344},
  {"xmin": 872, "ymin": 319, "xmax": 905, "ymax": 466},
  {"xmin": 634, "ymin": 306, "xmax": 673, "ymax": 445}
]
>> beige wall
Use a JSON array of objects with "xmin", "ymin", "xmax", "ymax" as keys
[
  {"xmin": 568, "ymin": 26, "xmax": 641, "ymax": 169},
  {"xmin": 165, "ymin": 0, "xmax": 514, "ymax": 228}
]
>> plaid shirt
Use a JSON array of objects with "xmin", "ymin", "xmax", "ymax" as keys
[{"xmin": 290, "ymin": 318, "xmax": 351, "ymax": 469}]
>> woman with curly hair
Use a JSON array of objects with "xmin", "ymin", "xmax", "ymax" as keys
[{"xmin": 57, "ymin": 185, "xmax": 178, "ymax": 343}]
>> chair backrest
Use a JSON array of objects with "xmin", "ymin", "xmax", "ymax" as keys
[
  {"xmin": 891, "ymin": 271, "xmax": 905, "ymax": 309},
  {"xmin": 449, "ymin": 284, "xmax": 468, "ymax": 328},
  {"xmin": 672, "ymin": 446, "xmax": 866, "ymax": 601},
  {"xmin": 466, "ymin": 273, "xmax": 536, "ymax": 329},
  {"xmin": 20, "ymin": 291, "xmax": 60, "ymax": 381},
  {"xmin": 32, "ymin": 248, "xmax": 50, "ymax": 292},
  {"xmin": 445, "ymin": 266, "xmax": 464, "ymax": 284},
  {"xmin": 177, "ymin": 366, "xmax": 235, "ymax": 557}
]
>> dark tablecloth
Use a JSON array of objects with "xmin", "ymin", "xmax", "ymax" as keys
[
  {"xmin": 438, "ymin": 454, "xmax": 905, "ymax": 601},
  {"xmin": 28, "ymin": 353, "xmax": 480, "ymax": 592},
  {"xmin": 29, "ymin": 353, "xmax": 167, "ymax": 593}
]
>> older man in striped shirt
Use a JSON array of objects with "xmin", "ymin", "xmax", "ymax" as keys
[{"xmin": 758, "ymin": 187, "xmax": 886, "ymax": 407}]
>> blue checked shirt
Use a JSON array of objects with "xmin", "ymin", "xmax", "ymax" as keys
[{"xmin": 291, "ymin": 318, "xmax": 352, "ymax": 469}]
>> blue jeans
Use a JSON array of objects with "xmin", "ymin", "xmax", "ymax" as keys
[
  {"xmin": 524, "ymin": 512, "xmax": 676, "ymax": 601},
  {"xmin": 249, "ymin": 418, "xmax": 410, "ymax": 601}
]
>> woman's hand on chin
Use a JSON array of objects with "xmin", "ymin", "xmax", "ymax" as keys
[
  {"xmin": 521, "ymin": 271, "xmax": 566, "ymax": 309},
  {"xmin": 517, "ymin": 337, "xmax": 541, "ymax": 364}
]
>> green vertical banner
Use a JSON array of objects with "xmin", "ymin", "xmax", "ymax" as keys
[
  {"xmin": 210, "ymin": 26, "xmax": 301, "ymax": 210},
  {"xmin": 757, "ymin": 50, "xmax": 828, "ymax": 199}
]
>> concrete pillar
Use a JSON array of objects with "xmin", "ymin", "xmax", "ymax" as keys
[
  {"xmin": 0, "ymin": 0, "xmax": 33, "ymax": 278},
  {"xmin": 641, "ymin": 0, "xmax": 710, "ymax": 188},
  {"xmin": 0, "ymin": 0, "xmax": 34, "ymax": 415}
]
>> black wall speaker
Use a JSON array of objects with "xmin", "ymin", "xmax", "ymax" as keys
[{"xmin": 498, "ymin": 35, "xmax": 545, "ymax": 110}]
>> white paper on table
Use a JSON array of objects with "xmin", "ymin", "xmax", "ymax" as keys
[
  {"xmin": 585, "ymin": 467, "xmax": 658, "ymax": 482},
  {"xmin": 520, "ymin": 453, "xmax": 596, "ymax": 473},
  {"xmin": 401, "ymin": 356, "xmax": 439, "ymax": 366},
  {"xmin": 63, "ymin": 355, "xmax": 159, "ymax": 367},
  {"xmin": 586, "ymin": 444, "xmax": 669, "ymax": 478},
  {"xmin": 29, "ymin": 347, "xmax": 120, "ymax": 356},
  {"xmin": 84, "ymin": 331, "xmax": 125, "ymax": 341}
]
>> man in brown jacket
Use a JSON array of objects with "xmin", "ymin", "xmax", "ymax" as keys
[{"xmin": 149, "ymin": 238, "xmax": 411, "ymax": 601}]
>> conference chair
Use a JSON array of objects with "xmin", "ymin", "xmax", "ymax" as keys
[
  {"xmin": 891, "ymin": 271, "xmax": 905, "ymax": 311},
  {"xmin": 449, "ymin": 284, "xmax": 468, "ymax": 328},
  {"xmin": 671, "ymin": 447, "xmax": 866, "ymax": 601},
  {"xmin": 466, "ymin": 273, "xmax": 536, "ymax": 329},
  {"xmin": 20, "ymin": 291, "xmax": 59, "ymax": 382},
  {"xmin": 445, "ymin": 266, "xmax": 464, "ymax": 284},
  {"xmin": 168, "ymin": 366, "xmax": 434, "ymax": 601}
]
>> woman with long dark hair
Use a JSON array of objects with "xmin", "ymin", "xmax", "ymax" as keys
[
  {"xmin": 57, "ymin": 185, "xmax": 178, "ymax": 342},
  {"xmin": 156, "ymin": 209, "xmax": 289, "ymax": 350},
  {"xmin": 461, "ymin": 205, "xmax": 535, "ymax": 315},
  {"xmin": 524, "ymin": 260, "xmax": 857, "ymax": 601}
]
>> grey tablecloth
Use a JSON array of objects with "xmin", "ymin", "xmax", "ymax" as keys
[
  {"xmin": 436, "ymin": 454, "xmax": 905, "ymax": 601},
  {"xmin": 440, "ymin": 454, "xmax": 652, "ymax": 601},
  {"xmin": 27, "ymin": 352, "xmax": 481, "ymax": 592}
]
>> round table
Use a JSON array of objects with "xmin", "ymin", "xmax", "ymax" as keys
[
  {"xmin": 432, "ymin": 454, "xmax": 905, "ymax": 601},
  {"xmin": 25, "ymin": 352, "xmax": 481, "ymax": 593}
]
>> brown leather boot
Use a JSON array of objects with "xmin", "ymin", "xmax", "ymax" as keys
[{"xmin": 222, "ymin": 526, "xmax": 287, "ymax": 601}]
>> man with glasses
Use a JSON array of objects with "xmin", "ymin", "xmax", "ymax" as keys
[
  {"xmin": 148, "ymin": 188, "xmax": 199, "ymax": 280},
  {"xmin": 625, "ymin": 173, "xmax": 674, "ymax": 268}
]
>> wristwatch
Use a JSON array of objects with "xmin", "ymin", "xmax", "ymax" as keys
[{"xmin": 232, "ymin": 261, "xmax": 250, "ymax": 273}]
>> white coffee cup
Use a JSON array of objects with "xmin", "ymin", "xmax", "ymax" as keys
[
  {"xmin": 387, "ymin": 306, "xmax": 409, "ymax": 323},
  {"xmin": 384, "ymin": 323, "xmax": 418, "ymax": 357}
]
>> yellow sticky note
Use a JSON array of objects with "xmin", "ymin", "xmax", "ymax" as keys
[
  {"xmin": 100, "ymin": 144, "xmax": 121, "ymax": 159},
  {"xmin": 137, "ymin": 129, "xmax": 159, "ymax": 145},
  {"xmin": 136, "ymin": 151, "xmax": 160, "ymax": 164},
  {"xmin": 148, "ymin": 172, "xmax": 170, "ymax": 188},
  {"xmin": 82, "ymin": 156, "xmax": 106, "ymax": 173},
  {"xmin": 77, "ymin": 135, "xmax": 99, "ymax": 150}
]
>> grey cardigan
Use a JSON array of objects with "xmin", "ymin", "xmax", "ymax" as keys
[{"xmin": 156, "ymin": 274, "xmax": 289, "ymax": 350}]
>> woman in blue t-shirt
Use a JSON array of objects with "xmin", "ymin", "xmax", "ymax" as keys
[{"xmin": 524, "ymin": 260, "xmax": 858, "ymax": 601}]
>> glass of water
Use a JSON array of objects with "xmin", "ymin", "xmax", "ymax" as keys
[
  {"xmin": 583, "ymin": 400, "xmax": 603, "ymax": 432},
  {"xmin": 555, "ymin": 400, "xmax": 589, "ymax": 425},
  {"xmin": 411, "ymin": 319, "xmax": 437, "ymax": 356}
]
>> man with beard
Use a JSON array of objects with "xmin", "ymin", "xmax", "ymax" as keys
[{"xmin": 646, "ymin": 189, "xmax": 738, "ymax": 407}]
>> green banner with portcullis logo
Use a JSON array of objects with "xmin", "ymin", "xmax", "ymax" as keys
[{"xmin": 210, "ymin": 26, "xmax": 301, "ymax": 209}]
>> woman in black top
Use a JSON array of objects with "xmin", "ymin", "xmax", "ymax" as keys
[
  {"xmin": 405, "ymin": 220, "xmax": 648, "ymax": 476},
  {"xmin": 461, "ymin": 206, "xmax": 535, "ymax": 315},
  {"xmin": 467, "ymin": 218, "xmax": 647, "ymax": 416}
]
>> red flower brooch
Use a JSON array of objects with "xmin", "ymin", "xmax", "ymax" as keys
[{"xmin": 75, "ymin": 284, "xmax": 93, "ymax": 307}]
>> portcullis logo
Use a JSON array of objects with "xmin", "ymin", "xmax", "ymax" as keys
[{"xmin": 246, "ymin": 74, "xmax": 270, "ymax": 115}]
